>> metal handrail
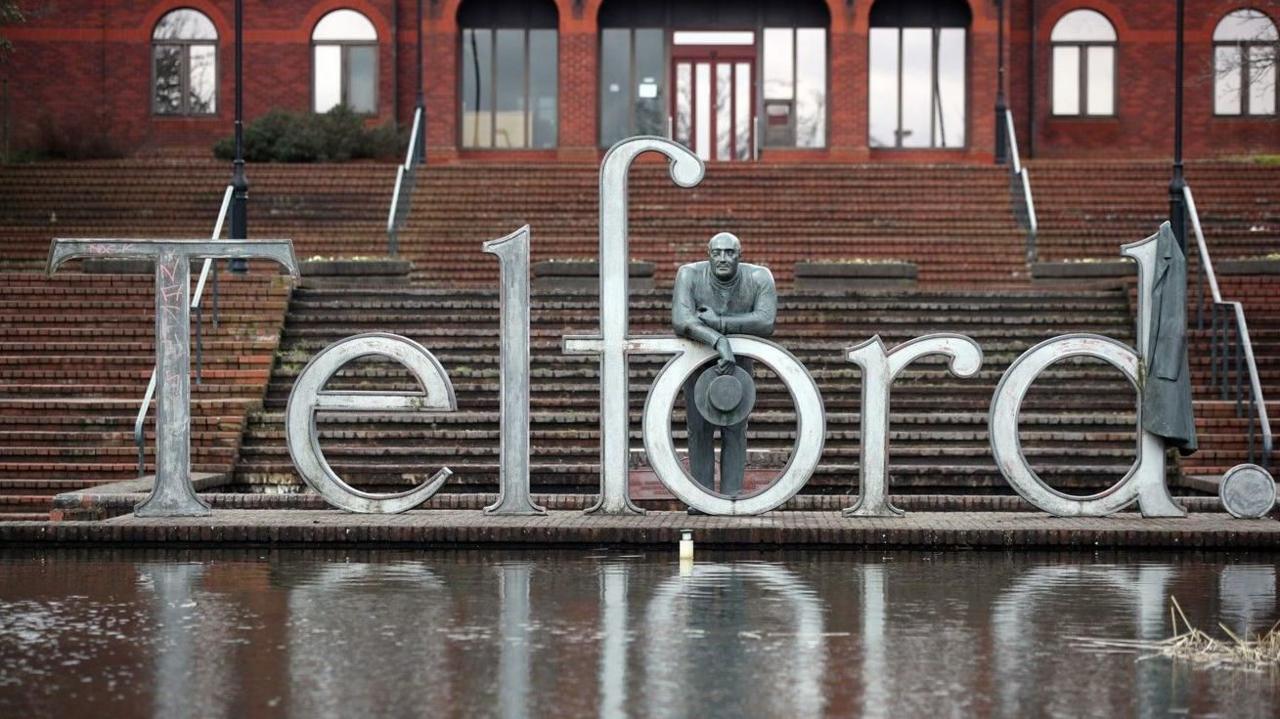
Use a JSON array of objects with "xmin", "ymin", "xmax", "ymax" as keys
[
  {"xmin": 387, "ymin": 106, "xmax": 424, "ymax": 256},
  {"xmin": 1185, "ymin": 185, "xmax": 1272, "ymax": 470},
  {"xmin": 1003, "ymin": 109, "xmax": 1038, "ymax": 263},
  {"xmin": 134, "ymin": 185, "xmax": 234, "ymax": 476}
]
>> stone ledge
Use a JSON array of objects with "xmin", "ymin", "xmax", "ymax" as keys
[
  {"xmin": 532, "ymin": 260, "xmax": 655, "ymax": 292},
  {"xmin": 793, "ymin": 261, "xmax": 918, "ymax": 291},
  {"xmin": 1031, "ymin": 260, "xmax": 1132, "ymax": 286},
  {"xmin": 1217, "ymin": 258, "xmax": 1280, "ymax": 275},
  {"xmin": 5, "ymin": 510, "xmax": 1276, "ymax": 549}
]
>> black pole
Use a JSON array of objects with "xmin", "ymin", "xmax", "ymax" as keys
[
  {"xmin": 229, "ymin": 0, "xmax": 249, "ymax": 273},
  {"xmin": 1168, "ymin": 0, "xmax": 1187, "ymax": 253},
  {"xmin": 415, "ymin": 0, "xmax": 426, "ymax": 163},
  {"xmin": 994, "ymin": 0, "xmax": 1008, "ymax": 164}
]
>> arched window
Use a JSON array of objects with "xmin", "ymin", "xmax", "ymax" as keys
[
  {"xmin": 459, "ymin": 0, "xmax": 559, "ymax": 149},
  {"xmin": 868, "ymin": 0, "xmax": 970, "ymax": 148},
  {"xmin": 152, "ymin": 9, "xmax": 218, "ymax": 115},
  {"xmin": 1050, "ymin": 9, "xmax": 1116, "ymax": 116},
  {"xmin": 312, "ymin": 10, "xmax": 378, "ymax": 114},
  {"xmin": 1213, "ymin": 9, "xmax": 1277, "ymax": 116}
]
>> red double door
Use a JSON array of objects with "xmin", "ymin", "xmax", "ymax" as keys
[{"xmin": 671, "ymin": 44, "xmax": 756, "ymax": 162}]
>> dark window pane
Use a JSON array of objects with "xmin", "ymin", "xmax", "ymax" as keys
[
  {"xmin": 462, "ymin": 29, "xmax": 493, "ymax": 148},
  {"xmin": 634, "ymin": 29, "xmax": 666, "ymax": 136},
  {"xmin": 153, "ymin": 45, "xmax": 183, "ymax": 114},
  {"xmin": 529, "ymin": 30, "xmax": 557, "ymax": 148},
  {"xmin": 346, "ymin": 45, "xmax": 377, "ymax": 113},
  {"xmin": 494, "ymin": 29, "xmax": 526, "ymax": 148},
  {"xmin": 599, "ymin": 28, "xmax": 631, "ymax": 147}
]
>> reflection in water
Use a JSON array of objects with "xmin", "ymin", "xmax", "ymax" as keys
[
  {"xmin": 992, "ymin": 565, "xmax": 1175, "ymax": 719},
  {"xmin": 499, "ymin": 563, "xmax": 532, "ymax": 719},
  {"xmin": 0, "ymin": 550, "xmax": 1276, "ymax": 718},
  {"xmin": 644, "ymin": 563, "xmax": 827, "ymax": 717},
  {"xmin": 284, "ymin": 562, "xmax": 448, "ymax": 716},
  {"xmin": 139, "ymin": 564, "xmax": 232, "ymax": 719}
]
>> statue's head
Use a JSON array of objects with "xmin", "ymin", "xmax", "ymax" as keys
[{"xmin": 707, "ymin": 232, "xmax": 741, "ymax": 281}]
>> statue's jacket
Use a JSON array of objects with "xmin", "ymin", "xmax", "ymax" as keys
[
  {"xmin": 1141, "ymin": 224, "xmax": 1198, "ymax": 454},
  {"xmin": 671, "ymin": 261, "xmax": 777, "ymax": 344}
]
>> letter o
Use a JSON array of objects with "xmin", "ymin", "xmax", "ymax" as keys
[{"xmin": 642, "ymin": 337, "xmax": 825, "ymax": 515}]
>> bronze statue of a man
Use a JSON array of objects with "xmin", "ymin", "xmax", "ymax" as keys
[{"xmin": 672, "ymin": 232, "xmax": 777, "ymax": 496}]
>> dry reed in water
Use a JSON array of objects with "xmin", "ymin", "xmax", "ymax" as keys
[{"xmin": 1072, "ymin": 596, "xmax": 1280, "ymax": 672}]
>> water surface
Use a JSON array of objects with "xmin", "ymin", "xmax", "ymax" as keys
[{"xmin": 1, "ymin": 549, "xmax": 1276, "ymax": 718}]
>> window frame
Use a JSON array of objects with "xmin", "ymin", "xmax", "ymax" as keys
[
  {"xmin": 458, "ymin": 26, "xmax": 559, "ymax": 150},
  {"xmin": 1212, "ymin": 14, "xmax": 1278, "ymax": 117},
  {"xmin": 597, "ymin": 27, "xmax": 670, "ymax": 148},
  {"xmin": 150, "ymin": 20, "xmax": 219, "ymax": 117},
  {"xmin": 867, "ymin": 25, "xmax": 971, "ymax": 149},
  {"xmin": 1049, "ymin": 38, "xmax": 1117, "ymax": 118},
  {"xmin": 312, "ymin": 38, "xmax": 380, "ymax": 115},
  {"xmin": 760, "ymin": 26, "xmax": 830, "ymax": 150}
]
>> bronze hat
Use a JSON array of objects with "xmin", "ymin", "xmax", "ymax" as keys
[{"xmin": 693, "ymin": 364, "xmax": 756, "ymax": 427}]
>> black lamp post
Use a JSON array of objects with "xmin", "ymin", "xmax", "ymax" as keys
[
  {"xmin": 415, "ymin": 0, "xmax": 426, "ymax": 162},
  {"xmin": 229, "ymin": 0, "xmax": 249, "ymax": 273},
  {"xmin": 994, "ymin": 0, "xmax": 1008, "ymax": 165},
  {"xmin": 1168, "ymin": 0, "xmax": 1187, "ymax": 253}
]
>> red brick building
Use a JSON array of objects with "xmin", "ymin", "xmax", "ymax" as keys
[{"xmin": 1, "ymin": 0, "xmax": 1276, "ymax": 163}]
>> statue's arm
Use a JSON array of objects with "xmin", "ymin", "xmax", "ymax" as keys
[
  {"xmin": 672, "ymin": 267, "xmax": 724, "ymax": 347},
  {"xmin": 719, "ymin": 269, "xmax": 777, "ymax": 337}
]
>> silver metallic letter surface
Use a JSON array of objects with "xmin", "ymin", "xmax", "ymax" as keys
[
  {"xmin": 563, "ymin": 137, "xmax": 704, "ymax": 515},
  {"xmin": 845, "ymin": 334, "xmax": 983, "ymax": 517},
  {"xmin": 482, "ymin": 226, "xmax": 544, "ymax": 515},
  {"xmin": 636, "ymin": 335, "xmax": 825, "ymax": 515},
  {"xmin": 286, "ymin": 333, "xmax": 457, "ymax": 513},
  {"xmin": 988, "ymin": 233, "xmax": 1185, "ymax": 518},
  {"xmin": 47, "ymin": 238, "xmax": 298, "ymax": 518}
]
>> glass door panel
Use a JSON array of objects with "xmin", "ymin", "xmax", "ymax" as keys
[{"xmin": 674, "ymin": 52, "xmax": 754, "ymax": 161}]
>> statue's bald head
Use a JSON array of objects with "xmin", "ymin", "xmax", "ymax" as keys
[{"xmin": 707, "ymin": 232, "xmax": 742, "ymax": 281}]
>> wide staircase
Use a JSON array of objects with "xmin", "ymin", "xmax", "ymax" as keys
[
  {"xmin": 1031, "ymin": 159, "xmax": 1279, "ymax": 262},
  {"xmin": 231, "ymin": 284, "xmax": 1145, "ymax": 500},
  {"xmin": 0, "ymin": 158, "xmax": 1274, "ymax": 518},
  {"xmin": 1183, "ymin": 275, "xmax": 1280, "ymax": 477},
  {"xmin": 0, "ymin": 271, "xmax": 290, "ymax": 520},
  {"xmin": 0, "ymin": 159, "xmax": 392, "ymax": 271},
  {"xmin": 398, "ymin": 164, "xmax": 1030, "ymax": 288}
]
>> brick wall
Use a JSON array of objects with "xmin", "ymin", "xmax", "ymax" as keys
[
  {"xmin": 2, "ymin": 0, "xmax": 1276, "ymax": 161},
  {"xmin": 1009, "ymin": 0, "xmax": 1280, "ymax": 159}
]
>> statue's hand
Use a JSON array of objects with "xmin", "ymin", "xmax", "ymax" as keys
[
  {"xmin": 696, "ymin": 306, "xmax": 722, "ymax": 332},
  {"xmin": 713, "ymin": 337, "xmax": 735, "ymax": 375}
]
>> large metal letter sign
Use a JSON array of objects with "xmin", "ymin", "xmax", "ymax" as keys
[
  {"xmin": 287, "ymin": 333, "xmax": 457, "ymax": 513},
  {"xmin": 638, "ymin": 336, "xmax": 825, "ymax": 515},
  {"xmin": 47, "ymin": 239, "xmax": 298, "ymax": 517},
  {"xmin": 989, "ymin": 231, "xmax": 1186, "ymax": 517},
  {"xmin": 845, "ymin": 334, "xmax": 983, "ymax": 517},
  {"xmin": 564, "ymin": 137, "xmax": 704, "ymax": 515},
  {"xmin": 482, "ymin": 226, "xmax": 544, "ymax": 515}
]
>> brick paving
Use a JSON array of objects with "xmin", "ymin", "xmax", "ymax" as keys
[{"xmin": 2, "ymin": 509, "xmax": 1276, "ymax": 549}]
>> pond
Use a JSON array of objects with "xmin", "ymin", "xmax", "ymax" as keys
[{"xmin": 1, "ymin": 549, "xmax": 1276, "ymax": 718}]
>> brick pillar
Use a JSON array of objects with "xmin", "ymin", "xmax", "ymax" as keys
[
  {"xmin": 557, "ymin": 26, "xmax": 598, "ymax": 161},
  {"xmin": 969, "ymin": 3, "xmax": 999, "ymax": 161},
  {"xmin": 425, "ymin": 27, "xmax": 459, "ymax": 163},
  {"xmin": 828, "ymin": 4, "xmax": 869, "ymax": 161}
]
